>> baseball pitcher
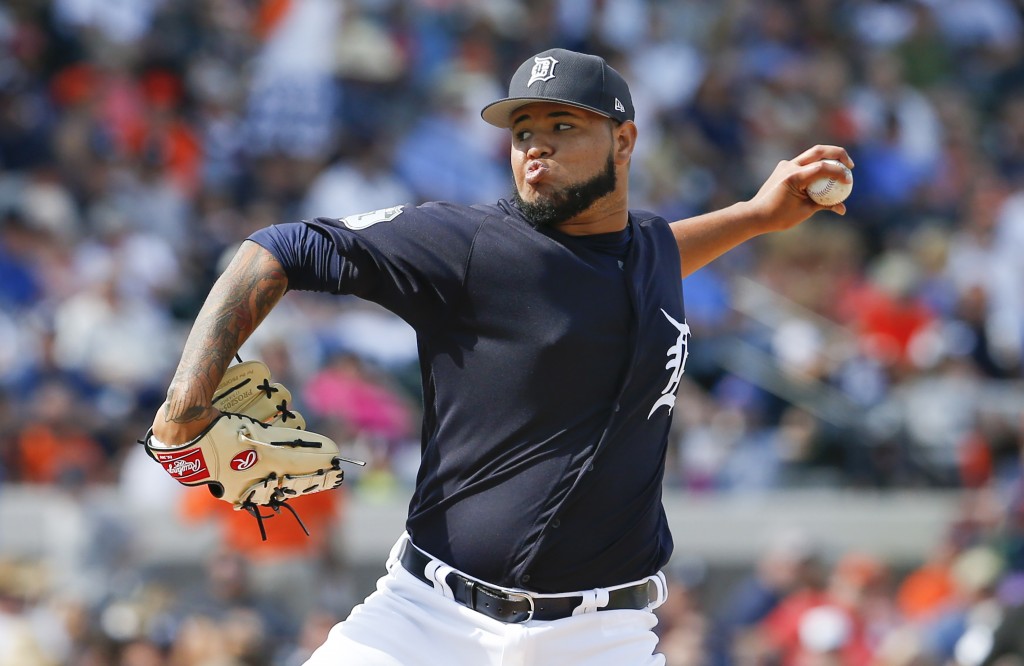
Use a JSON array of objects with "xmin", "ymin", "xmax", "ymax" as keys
[{"xmin": 147, "ymin": 48, "xmax": 852, "ymax": 665}]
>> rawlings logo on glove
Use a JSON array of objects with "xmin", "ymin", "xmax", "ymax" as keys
[
  {"xmin": 231, "ymin": 450, "xmax": 259, "ymax": 471},
  {"xmin": 159, "ymin": 450, "xmax": 209, "ymax": 481},
  {"xmin": 141, "ymin": 360, "xmax": 365, "ymax": 539}
]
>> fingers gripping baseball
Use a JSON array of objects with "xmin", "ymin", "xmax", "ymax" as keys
[
  {"xmin": 791, "ymin": 144, "xmax": 852, "ymax": 168},
  {"xmin": 750, "ymin": 146, "xmax": 854, "ymax": 232}
]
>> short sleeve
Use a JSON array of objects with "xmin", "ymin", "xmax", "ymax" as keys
[{"xmin": 249, "ymin": 202, "xmax": 485, "ymax": 329}]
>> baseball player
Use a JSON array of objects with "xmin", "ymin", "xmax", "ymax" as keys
[{"xmin": 149, "ymin": 49, "xmax": 852, "ymax": 664}]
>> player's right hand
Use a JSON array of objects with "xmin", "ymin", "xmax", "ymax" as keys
[{"xmin": 747, "ymin": 145, "xmax": 853, "ymax": 232}]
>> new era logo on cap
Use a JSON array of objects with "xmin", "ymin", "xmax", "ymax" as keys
[{"xmin": 481, "ymin": 48, "xmax": 635, "ymax": 128}]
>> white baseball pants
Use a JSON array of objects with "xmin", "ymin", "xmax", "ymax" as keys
[{"xmin": 304, "ymin": 535, "xmax": 668, "ymax": 666}]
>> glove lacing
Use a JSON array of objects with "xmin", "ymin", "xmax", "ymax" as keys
[{"xmin": 241, "ymin": 484, "xmax": 311, "ymax": 542}]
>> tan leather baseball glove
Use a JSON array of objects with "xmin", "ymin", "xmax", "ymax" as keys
[{"xmin": 142, "ymin": 360, "xmax": 364, "ymax": 538}]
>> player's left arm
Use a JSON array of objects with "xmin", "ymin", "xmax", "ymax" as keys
[
  {"xmin": 669, "ymin": 145, "xmax": 853, "ymax": 278},
  {"xmin": 151, "ymin": 240, "xmax": 287, "ymax": 445}
]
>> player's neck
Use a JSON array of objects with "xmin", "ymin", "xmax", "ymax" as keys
[{"xmin": 555, "ymin": 194, "xmax": 629, "ymax": 236}]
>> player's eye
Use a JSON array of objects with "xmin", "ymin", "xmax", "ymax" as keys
[
  {"xmin": 554, "ymin": 123, "xmax": 573, "ymax": 131},
  {"xmin": 515, "ymin": 130, "xmax": 532, "ymax": 142}
]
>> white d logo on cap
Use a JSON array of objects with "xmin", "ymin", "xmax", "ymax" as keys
[{"xmin": 528, "ymin": 56, "xmax": 558, "ymax": 87}]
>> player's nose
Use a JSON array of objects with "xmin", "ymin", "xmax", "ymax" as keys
[{"xmin": 525, "ymin": 138, "xmax": 552, "ymax": 159}]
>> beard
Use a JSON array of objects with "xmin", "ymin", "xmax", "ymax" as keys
[{"xmin": 513, "ymin": 152, "xmax": 617, "ymax": 229}]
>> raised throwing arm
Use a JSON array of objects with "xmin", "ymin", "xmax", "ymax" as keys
[
  {"xmin": 670, "ymin": 145, "xmax": 853, "ymax": 277},
  {"xmin": 152, "ymin": 240, "xmax": 288, "ymax": 445}
]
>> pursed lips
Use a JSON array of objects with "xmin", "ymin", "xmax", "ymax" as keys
[{"xmin": 525, "ymin": 159, "xmax": 550, "ymax": 185}]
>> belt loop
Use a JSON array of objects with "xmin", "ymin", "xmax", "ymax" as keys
[
  {"xmin": 386, "ymin": 533, "xmax": 409, "ymax": 573},
  {"xmin": 647, "ymin": 572, "xmax": 668, "ymax": 611},
  {"xmin": 571, "ymin": 588, "xmax": 609, "ymax": 616},
  {"xmin": 426, "ymin": 560, "xmax": 456, "ymax": 600}
]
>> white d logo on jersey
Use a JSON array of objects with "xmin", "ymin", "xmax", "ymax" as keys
[
  {"xmin": 648, "ymin": 310, "xmax": 690, "ymax": 419},
  {"xmin": 340, "ymin": 205, "xmax": 405, "ymax": 230}
]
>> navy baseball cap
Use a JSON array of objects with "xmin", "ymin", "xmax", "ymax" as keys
[{"xmin": 481, "ymin": 48, "xmax": 634, "ymax": 128}]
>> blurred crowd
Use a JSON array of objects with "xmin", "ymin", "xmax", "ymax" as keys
[{"xmin": 1, "ymin": 0, "xmax": 1024, "ymax": 663}]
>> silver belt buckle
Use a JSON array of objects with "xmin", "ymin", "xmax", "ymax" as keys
[
  {"xmin": 520, "ymin": 590, "xmax": 536, "ymax": 618},
  {"xmin": 509, "ymin": 590, "xmax": 535, "ymax": 623},
  {"xmin": 490, "ymin": 587, "xmax": 534, "ymax": 623}
]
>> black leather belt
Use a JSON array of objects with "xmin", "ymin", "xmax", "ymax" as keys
[{"xmin": 398, "ymin": 540, "xmax": 656, "ymax": 623}]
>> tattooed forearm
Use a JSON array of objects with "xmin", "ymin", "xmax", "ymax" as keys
[{"xmin": 163, "ymin": 241, "xmax": 288, "ymax": 424}]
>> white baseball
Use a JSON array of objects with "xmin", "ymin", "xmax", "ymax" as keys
[{"xmin": 806, "ymin": 159, "xmax": 852, "ymax": 207}]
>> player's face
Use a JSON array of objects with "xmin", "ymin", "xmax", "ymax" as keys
[{"xmin": 509, "ymin": 103, "xmax": 626, "ymax": 228}]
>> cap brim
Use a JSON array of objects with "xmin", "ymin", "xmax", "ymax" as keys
[{"xmin": 480, "ymin": 97, "xmax": 614, "ymax": 128}]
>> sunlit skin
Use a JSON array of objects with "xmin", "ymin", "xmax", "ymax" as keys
[
  {"xmin": 509, "ymin": 102, "xmax": 637, "ymax": 236},
  {"xmin": 670, "ymin": 143, "xmax": 854, "ymax": 277}
]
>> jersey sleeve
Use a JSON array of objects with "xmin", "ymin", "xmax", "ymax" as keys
[{"xmin": 247, "ymin": 202, "xmax": 482, "ymax": 329}]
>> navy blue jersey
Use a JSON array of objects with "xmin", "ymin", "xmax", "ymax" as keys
[{"xmin": 249, "ymin": 199, "xmax": 689, "ymax": 592}]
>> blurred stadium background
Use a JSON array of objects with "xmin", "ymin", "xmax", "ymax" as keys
[{"xmin": 0, "ymin": 0, "xmax": 1023, "ymax": 664}]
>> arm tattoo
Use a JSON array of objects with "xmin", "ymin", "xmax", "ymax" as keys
[{"xmin": 163, "ymin": 241, "xmax": 288, "ymax": 424}]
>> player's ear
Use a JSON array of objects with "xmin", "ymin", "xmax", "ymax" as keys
[{"xmin": 612, "ymin": 120, "xmax": 637, "ymax": 165}]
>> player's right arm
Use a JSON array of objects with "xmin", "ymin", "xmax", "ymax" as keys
[
  {"xmin": 150, "ymin": 240, "xmax": 287, "ymax": 445},
  {"xmin": 670, "ymin": 145, "xmax": 852, "ymax": 277}
]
